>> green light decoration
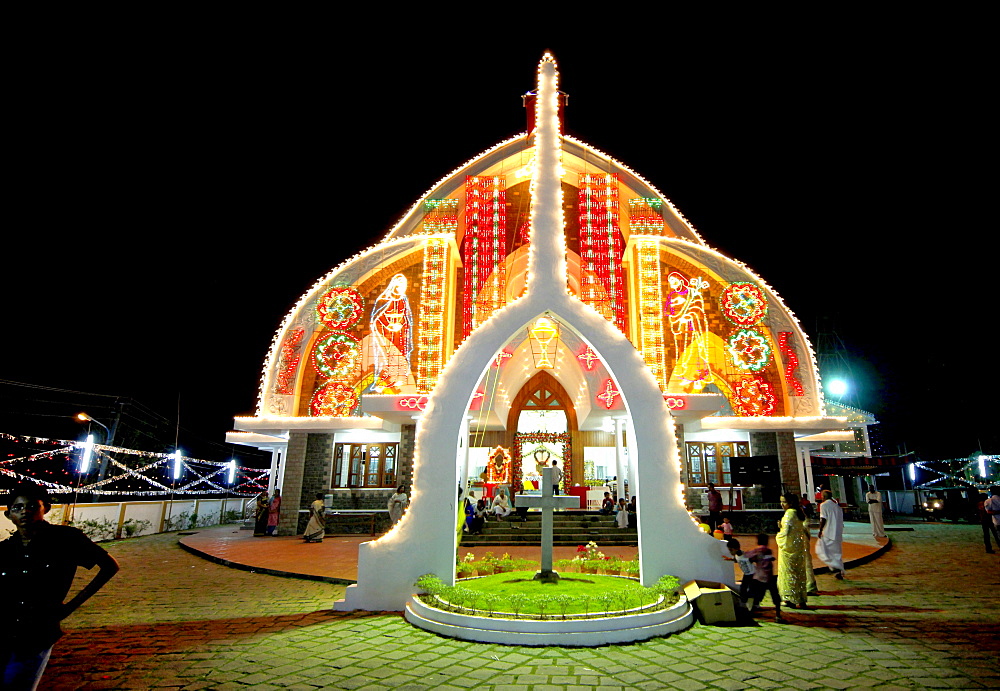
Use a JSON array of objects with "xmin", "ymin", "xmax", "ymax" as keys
[
  {"xmin": 727, "ymin": 328, "xmax": 772, "ymax": 372},
  {"xmin": 312, "ymin": 332, "xmax": 361, "ymax": 380}
]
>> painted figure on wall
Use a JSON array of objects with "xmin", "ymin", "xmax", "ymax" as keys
[
  {"xmin": 665, "ymin": 271, "xmax": 711, "ymax": 392},
  {"xmin": 369, "ymin": 274, "xmax": 413, "ymax": 392}
]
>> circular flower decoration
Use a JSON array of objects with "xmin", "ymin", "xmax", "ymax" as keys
[
  {"xmin": 734, "ymin": 377, "xmax": 776, "ymax": 417},
  {"xmin": 316, "ymin": 286, "xmax": 364, "ymax": 330},
  {"xmin": 310, "ymin": 381, "xmax": 358, "ymax": 417},
  {"xmin": 727, "ymin": 328, "xmax": 772, "ymax": 371},
  {"xmin": 312, "ymin": 332, "xmax": 360, "ymax": 379},
  {"xmin": 720, "ymin": 282, "xmax": 767, "ymax": 326}
]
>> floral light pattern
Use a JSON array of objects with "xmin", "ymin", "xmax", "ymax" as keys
[
  {"xmin": 727, "ymin": 328, "xmax": 772, "ymax": 372},
  {"xmin": 720, "ymin": 282, "xmax": 767, "ymax": 326},
  {"xmin": 734, "ymin": 377, "xmax": 776, "ymax": 416},
  {"xmin": 316, "ymin": 286, "xmax": 364, "ymax": 330}
]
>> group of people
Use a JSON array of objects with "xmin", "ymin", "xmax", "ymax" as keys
[
  {"xmin": 462, "ymin": 488, "xmax": 515, "ymax": 534},
  {"xmin": 722, "ymin": 488, "xmax": 846, "ymax": 622},
  {"xmin": 252, "ymin": 488, "xmax": 282, "ymax": 537},
  {"xmin": 599, "ymin": 492, "xmax": 637, "ymax": 529}
]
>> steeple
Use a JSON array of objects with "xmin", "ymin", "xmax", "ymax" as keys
[
  {"xmin": 525, "ymin": 53, "xmax": 568, "ymax": 295},
  {"xmin": 522, "ymin": 55, "xmax": 568, "ymax": 135}
]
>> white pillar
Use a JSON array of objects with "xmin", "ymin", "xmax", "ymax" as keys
[
  {"xmin": 460, "ymin": 415, "xmax": 471, "ymax": 493},
  {"xmin": 267, "ymin": 445, "xmax": 286, "ymax": 493},
  {"xmin": 614, "ymin": 417, "xmax": 626, "ymax": 500},
  {"xmin": 626, "ymin": 420, "xmax": 639, "ymax": 500}
]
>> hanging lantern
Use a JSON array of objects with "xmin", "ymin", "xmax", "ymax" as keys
[{"xmin": 529, "ymin": 317, "xmax": 560, "ymax": 369}]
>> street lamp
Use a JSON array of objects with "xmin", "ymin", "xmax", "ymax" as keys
[
  {"xmin": 826, "ymin": 379, "xmax": 849, "ymax": 398},
  {"xmin": 76, "ymin": 412, "xmax": 110, "ymax": 440}
]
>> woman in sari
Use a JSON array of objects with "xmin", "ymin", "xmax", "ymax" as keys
[
  {"xmin": 387, "ymin": 485, "xmax": 408, "ymax": 525},
  {"xmin": 266, "ymin": 488, "xmax": 281, "ymax": 536},
  {"xmin": 777, "ymin": 491, "xmax": 809, "ymax": 608},
  {"xmin": 303, "ymin": 493, "xmax": 326, "ymax": 543},
  {"xmin": 253, "ymin": 492, "xmax": 269, "ymax": 536}
]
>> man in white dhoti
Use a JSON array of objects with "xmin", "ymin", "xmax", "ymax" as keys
[
  {"xmin": 816, "ymin": 489, "xmax": 845, "ymax": 579},
  {"xmin": 865, "ymin": 484, "xmax": 886, "ymax": 538}
]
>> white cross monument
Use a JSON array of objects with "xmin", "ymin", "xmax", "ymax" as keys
[{"xmin": 517, "ymin": 466, "xmax": 579, "ymax": 582}]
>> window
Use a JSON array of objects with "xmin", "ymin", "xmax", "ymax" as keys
[
  {"xmin": 685, "ymin": 441, "xmax": 750, "ymax": 487},
  {"xmin": 335, "ymin": 442, "xmax": 398, "ymax": 488}
]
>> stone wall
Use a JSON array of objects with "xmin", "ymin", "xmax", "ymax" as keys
[
  {"xmin": 292, "ymin": 434, "xmax": 334, "ymax": 534},
  {"xmin": 775, "ymin": 430, "xmax": 801, "ymax": 493},
  {"xmin": 749, "ymin": 430, "xmax": 801, "ymax": 495},
  {"xmin": 278, "ymin": 432, "xmax": 307, "ymax": 536},
  {"xmin": 397, "ymin": 423, "xmax": 416, "ymax": 490}
]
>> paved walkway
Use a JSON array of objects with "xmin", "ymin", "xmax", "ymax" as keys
[
  {"xmin": 176, "ymin": 522, "xmax": 889, "ymax": 584},
  {"xmin": 45, "ymin": 523, "xmax": 1000, "ymax": 689}
]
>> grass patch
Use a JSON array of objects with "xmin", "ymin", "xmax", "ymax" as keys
[{"xmin": 415, "ymin": 571, "xmax": 679, "ymax": 618}]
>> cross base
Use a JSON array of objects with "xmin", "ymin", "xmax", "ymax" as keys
[{"xmin": 532, "ymin": 569, "xmax": 560, "ymax": 584}]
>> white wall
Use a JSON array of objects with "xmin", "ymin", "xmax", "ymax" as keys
[{"xmin": 0, "ymin": 498, "xmax": 247, "ymax": 542}]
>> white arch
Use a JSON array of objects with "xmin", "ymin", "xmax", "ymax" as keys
[{"xmin": 336, "ymin": 55, "xmax": 732, "ymax": 612}]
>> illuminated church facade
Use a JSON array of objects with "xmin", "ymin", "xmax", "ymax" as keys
[{"xmin": 230, "ymin": 57, "xmax": 872, "ymax": 538}]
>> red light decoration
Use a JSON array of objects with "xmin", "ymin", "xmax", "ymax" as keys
[
  {"xmin": 734, "ymin": 377, "xmax": 776, "ymax": 417},
  {"xmin": 663, "ymin": 395, "xmax": 687, "ymax": 410},
  {"xmin": 275, "ymin": 327, "xmax": 304, "ymax": 395},
  {"xmin": 778, "ymin": 332, "xmax": 805, "ymax": 396},
  {"xmin": 577, "ymin": 346, "xmax": 600, "ymax": 371},
  {"xmin": 311, "ymin": 381, "xmax": 358, "ymax": 417},
  {"xmin": 463, "ymin": 176, "xmax": 507, "ymax": 337},
  {"xmin": 312, "ymin": 332, "xmax": 361, "ymax": 380},
  {"xmin": 597, "ymin": 379, "xmax": 621, "ymax": 409},
  {"xmin": 720, "ymin": 282, "xmax": 767, "ymax": 326},
  {"xmin": 316, "ymin": 286, "xmax": 364, "ymax": 331},
  {"xmin": 397, "ymin": 396, "xmax": 429, "ymax": 411},
  {"xmin": 578, "ymin": 173, "xmax": 626, "ymax": 332}
]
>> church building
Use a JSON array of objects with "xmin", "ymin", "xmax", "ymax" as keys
[{"xmin": 229, "ymin": 56, "xmax": 871, "ymax": 541}]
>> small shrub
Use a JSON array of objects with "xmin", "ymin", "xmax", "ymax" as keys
[
  {"xmin": 72, "ymin": 517, "xmax": 117, "ymax": 541},
  {"xmin": 481, "ymin": 593, "xmax": 502, "ymax": 617},
  {"xmin": 415, "ymin": 574, "xmax": 445, "ymax": 596},
  {"xmin": 121, "ymin": 518, "xmax": 152, "ymax": 538},
  {"xmin": 507, "ymin": 593, "xmax": 529, "ymax": 618}
]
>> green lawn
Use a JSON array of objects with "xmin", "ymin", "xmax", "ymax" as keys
[{"xmin": 442, "ymin": 571, "xmax": 661, "ymax": 616}]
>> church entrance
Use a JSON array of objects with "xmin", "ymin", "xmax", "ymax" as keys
[{"xmin": 507, "ymin": 370, "xmax": 578, "ymax": 491}]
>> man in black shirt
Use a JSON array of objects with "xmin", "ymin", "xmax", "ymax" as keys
[{"xmin": 2, "ymin": 483, "xmax": 119, "ymax": 690}]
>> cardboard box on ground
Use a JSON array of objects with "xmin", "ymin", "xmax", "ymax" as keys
[{"xmin": 682, "ymin": 580, "xmax": 739, "ymax": 624}]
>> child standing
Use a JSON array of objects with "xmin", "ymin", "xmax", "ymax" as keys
[
  {"xmin": 743, "ymin": 533, "xmax": 783, "ymax": 623},
  {"xmin": 721, "ymin": 517, "xmax": 734, "ymax": 540}
]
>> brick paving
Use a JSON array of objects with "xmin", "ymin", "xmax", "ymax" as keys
[{"xmin": 44, "ymin": 523, "xmax": 1000, "ymax": 690}]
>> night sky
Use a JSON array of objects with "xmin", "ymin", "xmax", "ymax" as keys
[{"xmin": 2, "ymin": 34, "xmax": 991, "ymax": 464}]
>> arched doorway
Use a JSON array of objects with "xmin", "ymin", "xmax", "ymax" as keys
[{"xmin": 505, "ymin": 370, "xmax": 580, "ymax": 491}]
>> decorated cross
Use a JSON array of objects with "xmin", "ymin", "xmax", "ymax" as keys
[{"xmin": 518, "ymin": 466, "xmax": 578, "ymax": 581}]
